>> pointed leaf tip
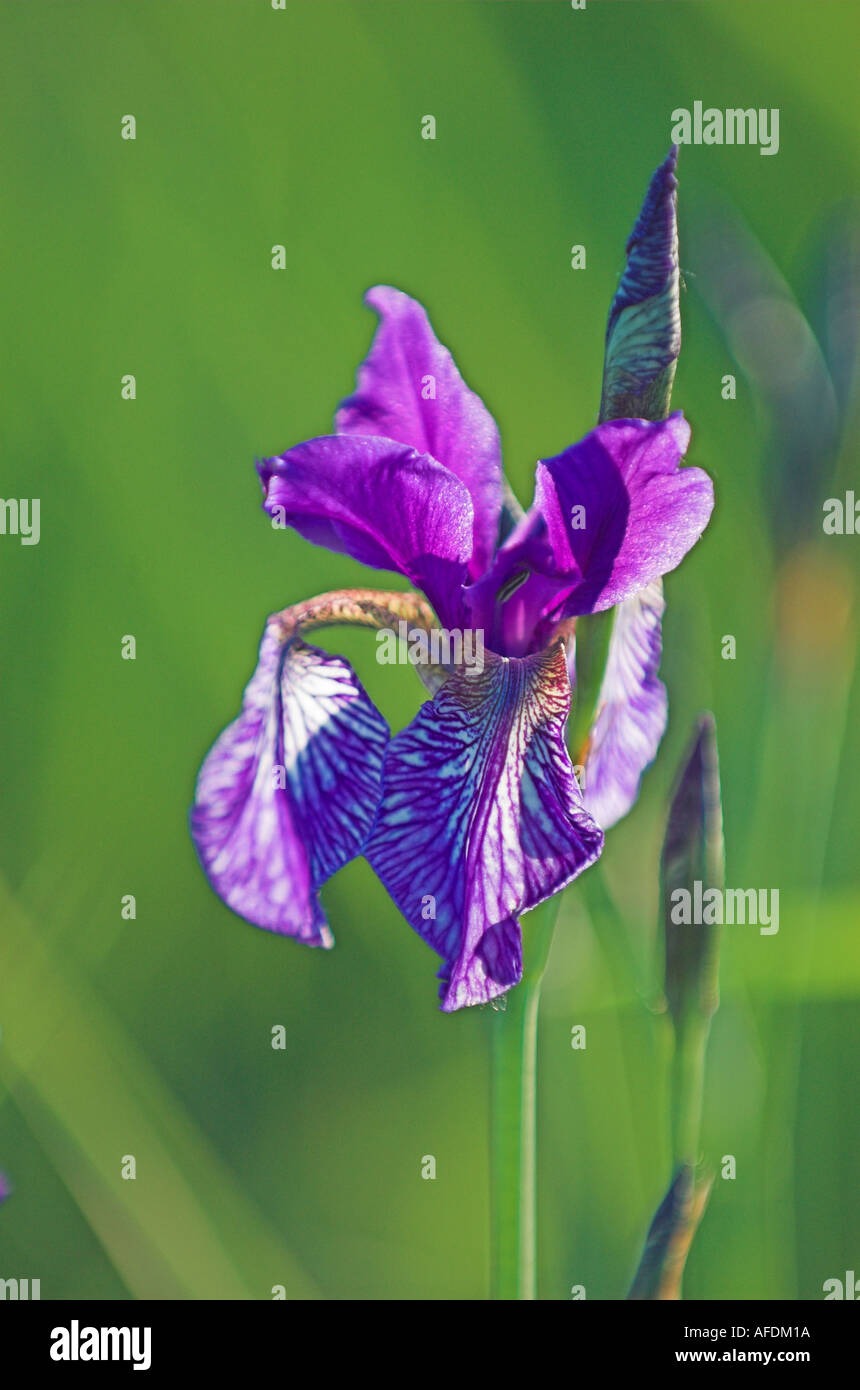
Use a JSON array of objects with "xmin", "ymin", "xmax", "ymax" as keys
[{"xmin": 599, "ymin": 149, "xmax": 681, "ymax": 425}]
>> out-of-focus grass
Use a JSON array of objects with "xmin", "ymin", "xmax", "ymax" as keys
[{"xmin": 0, "ymin": 874, "xmax": 319, "ymax": 1299}]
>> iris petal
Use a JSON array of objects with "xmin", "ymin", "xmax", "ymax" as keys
[
  {"xmin": 191, "ymin": 618, "xmax": 389, "ymax": 945},
  {"xmin": 259, "ymin": 435, "xmax": 472, "ymax": 629},
  {"xmin": 582, "ymin": 579, "xmax": 668, "ymax": 829},
  {"xmin": 469, "ymin": 413, "xmax": 711, "ymax": 655},
  {"xmin": 336, "ymin": 285, "xmax": 503, "ymax": 578},
  {"xmin": 366, "ymin": 642, "xmax": 603, "ymax": 1010}
]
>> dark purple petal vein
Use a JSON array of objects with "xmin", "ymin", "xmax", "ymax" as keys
[
  {"xmin": 366, "ymin": 643, "xmax": 603, "ymax": 1010},
  {"xmin": 191, "ymin": 619, "xmax": 389, "ymax": 945}
]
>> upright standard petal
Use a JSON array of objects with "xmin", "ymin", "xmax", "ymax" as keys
[
  {"xmin": 259, "ymin": 435, "xmax": 473, "ymax": 629},
  {"xmin": 468, "ymin": 414, "xmax": 712, "ymax": 650},
  {"xmin": 336, "ymin": 286, "xmax": 503, "ymax": 578},
  {"xmin": 527, "ymin": 414, "xmax": 710, "ymax": 613},
  {"xmin": 191, "ymin": 617, "xmax": 389, "ymax": 945},
  {"xmin": 366, "ymin": 643, "xmax": 603, "ymax": 1010},
  {"xmin": 582, "ymin": 580, "xmax": 667, "ymax": 829}
]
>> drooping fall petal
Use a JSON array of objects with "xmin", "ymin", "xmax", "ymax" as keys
[
  {"xmin": 582, "ymin": 580, "xmax": 667, "ymax": 830},
  {"xmin": 191, "ymin": 617, "xmax": 389, "ymax": 946},
  {"xmin": 336, "ymin": 285, "xmax": 503, "ymax": 578},
  {"xmin": 365, "ymin": 642, "xmax": 603, "ymax": 1010},
  {"xmin": 259, "ymin": 435, "xmax": 473, "ymax": 629}
]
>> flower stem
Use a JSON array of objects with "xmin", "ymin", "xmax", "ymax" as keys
[
  {"xmin": 489, "ymin": 895, "xmax": 561, "ymax": 1300},
  {"xmin": 670, "ymin": 1013, "xmax": 710, "ymax": 1167}
]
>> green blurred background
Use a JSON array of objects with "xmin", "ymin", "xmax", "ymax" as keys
[{"xmin": 1, "ymin": 0, "xmax": 858, "ymax": 1300}]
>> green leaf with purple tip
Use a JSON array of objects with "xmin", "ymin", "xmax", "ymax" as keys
[{"xmin": 599, "ymin": 146, "xmax": 681, "ymax": 426}]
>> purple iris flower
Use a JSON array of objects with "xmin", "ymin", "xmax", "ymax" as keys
[{"xmin": 191, "ymin": 150, "xmax": 713, "ymax": 1010}]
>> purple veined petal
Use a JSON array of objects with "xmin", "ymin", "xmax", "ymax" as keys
[
  {"xmin": 191, "ymin": 617, "xmax": 389, "ymax": 945},
  {"xmin": 259, "ymin": 435, "xmax": 472, "ymax": 629},
  {"xmin": 0, "ymin": 1172, "xmax": 10, "ymax": 1205},
  {"xmin": 336, "ymin": 286, "xmax": 503, "ymax": 578},
  {"xmin": 582, "ymin": 579, "xmax": 668, "ymax": 830},
  {"xmin": 366, "ymin": 642, "xmax": 604, "ymax": 1011}
]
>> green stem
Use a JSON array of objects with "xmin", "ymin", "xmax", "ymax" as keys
[
  {"xmin": 670, "ymin": 1014, "xmax": 710, "ymax": 1167},
  {"xmin": 489, "ymin": 895, "xmax": 561, "ymax": 1300}
]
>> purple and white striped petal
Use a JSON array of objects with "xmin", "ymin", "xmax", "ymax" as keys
[
  {"xmin": 191, "ymin": 618, "xmax": 389, "ymax": 945},
  {"xmin": 336, "ymin": 285, "xmax": 503, "ymax": 578},
  {"xmin": 582, "ymin": 580, "xmax": 668, "ymax": 830},
  {"xmin": 259, "ymin": 435, "xmax": 473, "ymax": 630},
  {"xmin": 366, "ymin": 643, "xmax": 603, "ymax": 1010}
]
